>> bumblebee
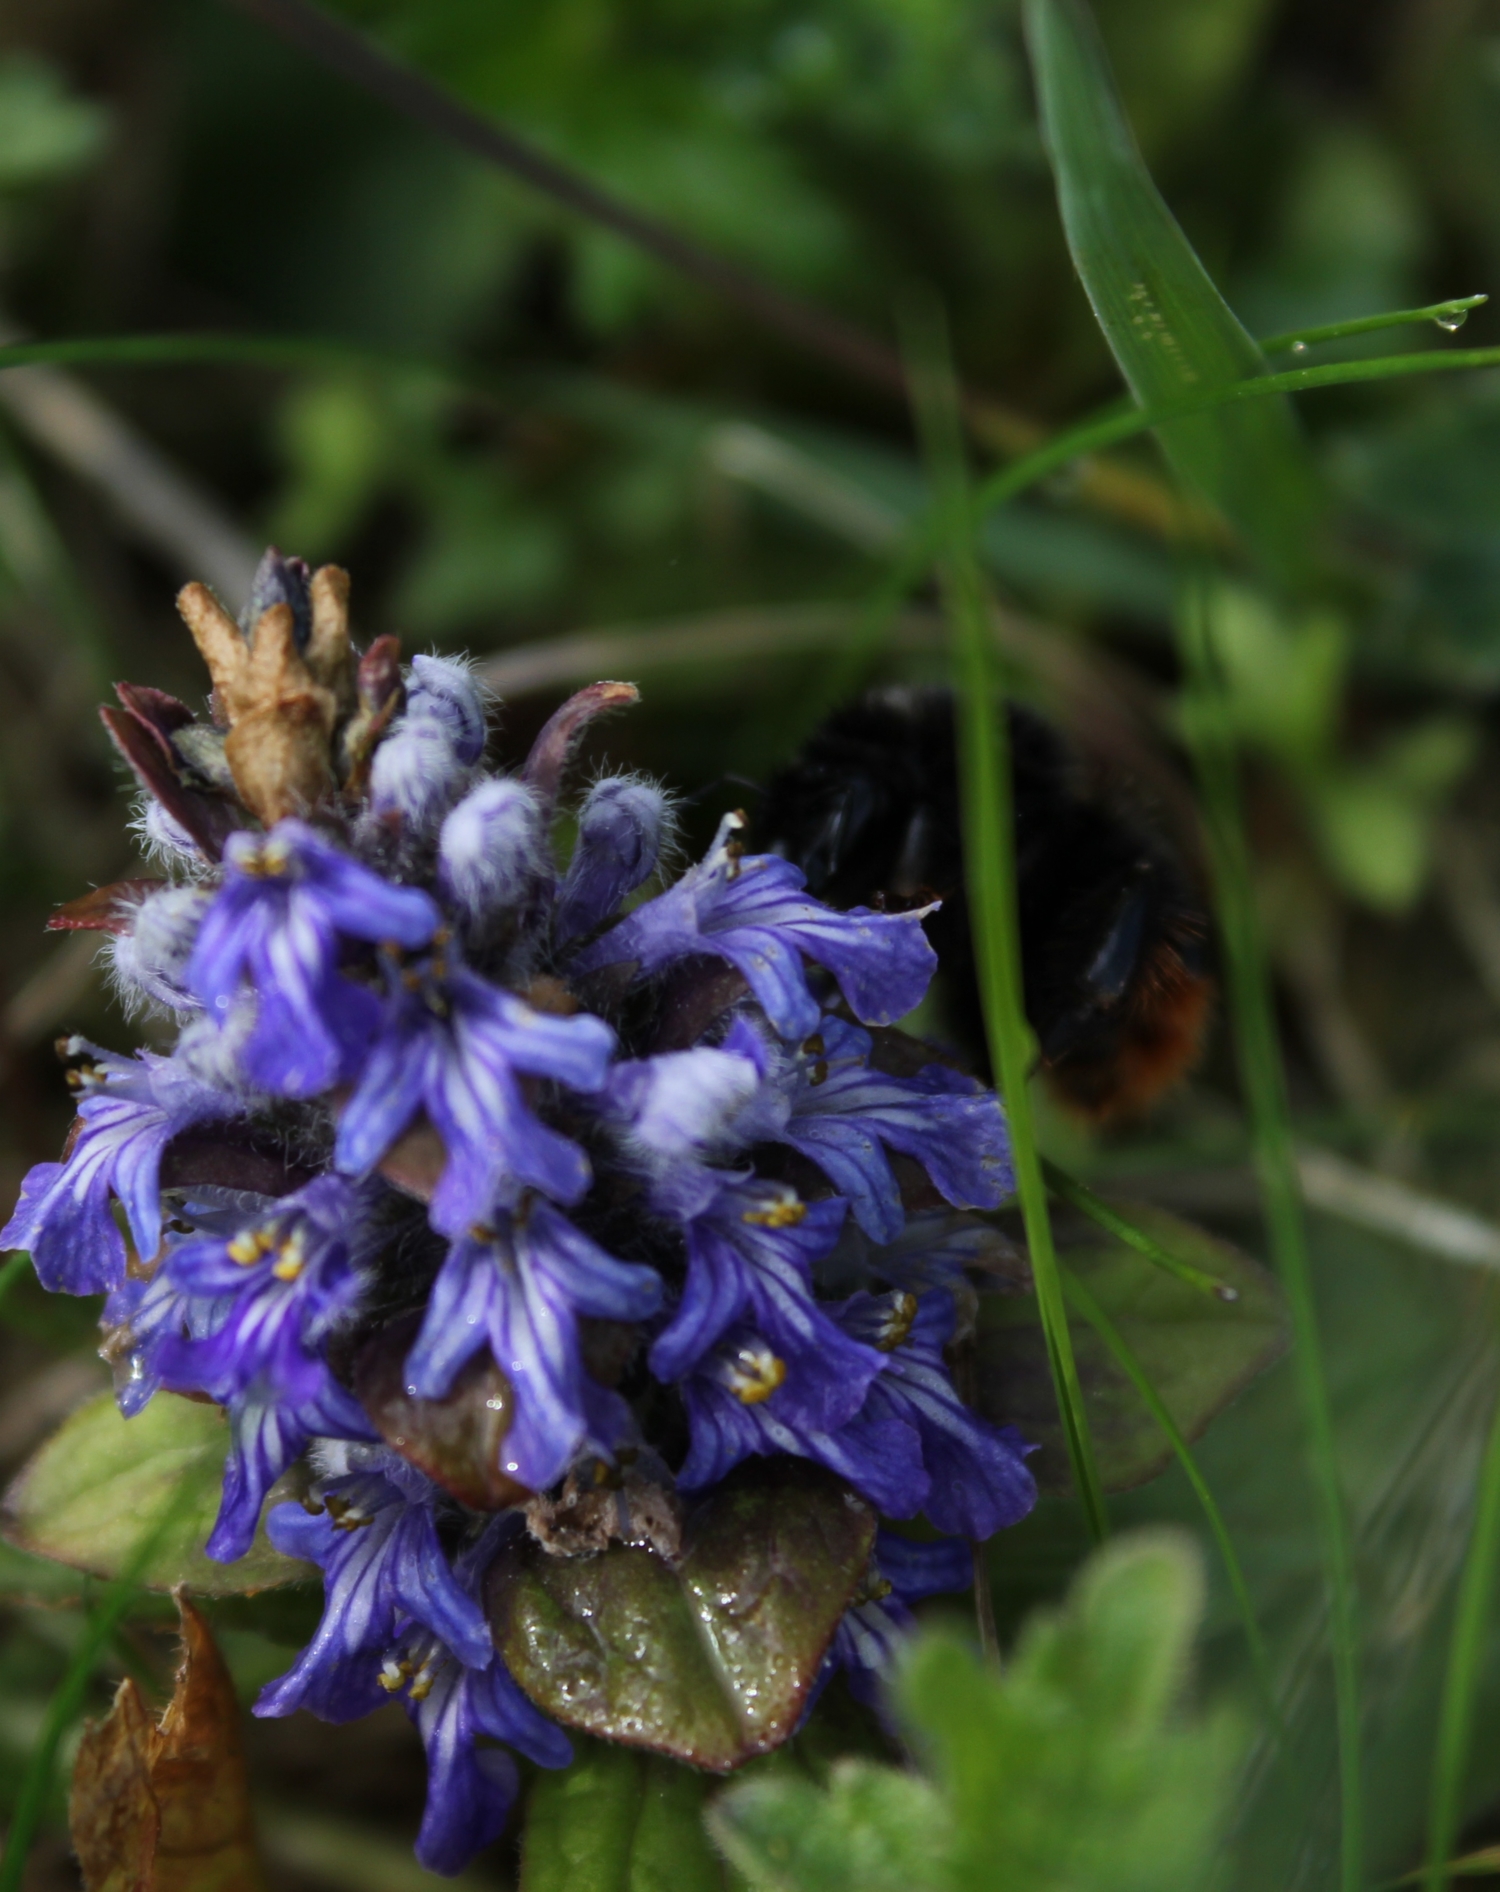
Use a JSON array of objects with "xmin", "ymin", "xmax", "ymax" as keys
[{"xmin": 760, "ymin": 687, "xmax": 1213, "ymax": 1120}]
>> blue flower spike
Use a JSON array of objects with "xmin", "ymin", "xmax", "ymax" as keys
[{"xmin": 1, "ymin": 553, "xmax": 1032, "ymax": 1875}]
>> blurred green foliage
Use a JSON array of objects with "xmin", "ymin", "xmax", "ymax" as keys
[{"xmin": 712, "ymin": 1532, "xmax": 1239, "ymax": 1892}]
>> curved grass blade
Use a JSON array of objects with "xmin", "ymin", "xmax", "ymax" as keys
[
  {"xmin": 1424, "ymin": 1349, "xmax": 1500, "ymax": 1892},
  {"xmin": 1260, "ymin": 296, "xmax": 1488, "ymax": 356},
  {"xmin": 0, "ymin": 1472, "xmax": 200, "ymax": 1892},
  {"xmin": 1177, "ymin": 565, "xmax": 1364, "ymax": 1892},
  {"xmin": 1060, "ymin": 1262, "xmax": 1286, "ymax": 1749},
  {"xmin": 1042, "ymin": 1160, "xmax": 1240, "ymax": 1301},
  {"xmin": 904, "ymin": 297, "xmax": 1106, "ymax": 1544},
  {"xmin": 1023, "ymin": 0, "xmax": 1318, "ymax": 588}
]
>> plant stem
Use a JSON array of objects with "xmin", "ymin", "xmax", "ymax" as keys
[
  {"xmin": 1424, "ymin": 1336, "xmax": 1500, "ymax": 1892},
  {"xmin": 904, "ymin": 294, "xmax": 1107, "ymax": 1544},
  {"xmin": 1175, "ymin": 568, "xmax": 1363, "ymax": 1892}
]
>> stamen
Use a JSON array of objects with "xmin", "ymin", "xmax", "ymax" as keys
[
  {"xmin": 324, "ymin": 1494, "xmax": 375, "ymax": 1532},
  {"xmin": 742, "ymin": 1192, "xmax": 807, "ymax": 1230},
  {"xmin": 271, "ymin": 1227, "xmax": 308, "ymax": 1282},
  {"xmin": 875, "ymin": 1292, "xmax": 919, "ymax": 1352},
  {"xmin": 377, "ymin": 1656, "xmax": 411, "ymax": 1693},
  {"xmin": 227, "ymin": 1223, "xmax": 278, "ymax": 1266},
  {"xmin": 726, "ymin": 1342, "xmax": 786, "ymax": 1403}
]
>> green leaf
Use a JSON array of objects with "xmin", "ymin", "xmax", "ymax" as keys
[
  {"xmin": 489, "ymin": 1460, "xmax": 874, "ymax": 1771},
  {"xmin": 1024, "ymin": 0, "xmax": 1319, "ymax": 587},
  {"xmin": 712, "ymin": 1532, "xmax": 1239, "ymax": 1892},
  {"xmin": 0, "ymin": 54, "xmax": 107, "ymax": 190},
  {"xmin": 709, "ymin": 1761, "xmax": 946, "ymax": 1892},
  {"xmin": 973, "ymin": 1202, "xmax": 1289, "ymax": 1494},
  {"xmin": 2, "ymin": 1392, "xmax": 313, "ymax": 1596},
  {"xmin": 521, "ymin": 1735, "xmax": 732, "ymax": 1892}
]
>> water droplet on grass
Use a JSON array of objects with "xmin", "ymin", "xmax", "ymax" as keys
[{"xmin": 1435, "ymin": 309, "xmax": 1469, "ymax": 332}]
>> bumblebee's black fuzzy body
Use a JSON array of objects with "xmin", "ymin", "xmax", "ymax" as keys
[{"xmin": 760, "ymin": 688, "xmax": 1212, "ymax": 1119}]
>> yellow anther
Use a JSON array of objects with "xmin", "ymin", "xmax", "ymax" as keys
[
  {"xmin": 801, "ymin": 1033, "xmax": 826, "ymax": 1058},
  {"xmin": 876, "ymin": 1293, "xmax": 919, "ymax": 1352},
  {"xmin": 227, "ymin": 1225, "xmax": 276, "ymax": 1266},
  {"xmin": 727, "ymin": 1344, "xmax": 787, "ymax": 1404},
  {"xmin": 271, "ymin": 1238, "xmax": 305, "ymax": 1283},
  {"xmin": 742, "ymin": 1195, "xmax": 807, "ymax": 1230}
]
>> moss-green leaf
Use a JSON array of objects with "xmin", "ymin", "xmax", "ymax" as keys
[
  {"xmin": 2, "ymin": 1392, "xmax": 313, "ymax": 1595},
  {"xmin": 1024, "ymin": 0, "xmax": 1320, "ymax": 587},
  {"xmin": 974, "ymin": 1201, "xmax": 1289, "ymax": 1494},
  {"xmin": 489, "ymin": 1460, "xmax": 875, "ymax": 1772}
]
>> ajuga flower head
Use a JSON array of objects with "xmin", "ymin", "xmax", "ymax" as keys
[{"xmin": 4, "ymin": 550, "xmax": 1035, "ymax": 1873}]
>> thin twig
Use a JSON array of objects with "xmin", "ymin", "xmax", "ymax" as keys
[
  {"xmin": 219, "ymin": 0, "xmax": 1194, "ymax": 544},
  {"xmin": 0, "ymin": 343, "xmax": 259, "ymax": 602}
]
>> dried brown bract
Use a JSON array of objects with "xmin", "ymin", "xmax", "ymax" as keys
[{"xmin": 177, "ymin": 565, "xmax": 357, "ymax": 826}]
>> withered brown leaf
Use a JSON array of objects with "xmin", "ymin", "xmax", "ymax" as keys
[{"xmin": 70, "ymin": 1594, "xmax": 265, "ymax": 1892}]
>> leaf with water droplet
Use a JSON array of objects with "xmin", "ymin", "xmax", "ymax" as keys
[{"xmin": 488, "ymin": 1458, "xmax": 874, "ymax": 1771}]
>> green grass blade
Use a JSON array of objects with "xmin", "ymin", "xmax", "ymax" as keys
[
  {"xmin": 1042, "ymin": 1161, "xmax": 1240, "ymax": 1301},
  {"xmin": 0, "ymin": 1251, "xmax": 31, "ymax": 1321},
  {"xmin": 1023, "ymin": 0, "xmax": 1318, "ymax": 588},
  {"xmin": 836, "ymin": 337, "xmax": 1500, "ymax": 683},
  {"xmin": 1176, "ymin": 567, "xmax": 1364, "ymax": 1892},
  {"xmin": 1060, "ymin": 1262, "xmax": 1285, "ymax": 1746},
  {"xmin": 903, "ymin": 297, "xmax": 1106, "ymax": 1544},
  {"xmin": 1260, "ymin": 295, "xmax": 1488, "ymax": 355},
  {"xmin": 0, "ymin": 1473, "xmax": 199, "ymax": 1891},
  {"xmin": 1424, "ymin": 1349, "xmax": 1500, "ymax": 1892}
]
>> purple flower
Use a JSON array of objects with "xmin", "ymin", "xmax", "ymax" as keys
[
  {"xmin": 555, "ymin": 775, "xmax": 672, "ymax": 945},
  {"xmin": 404, "ymin": 1200, "xmax": 661, "ymax": 1491},
  {"xmin": 334, "ymin": 946, "xmax": 616, "ymax": 1234},
  {"xmin": 831, "ymin": 1531, "xmax": 973, "ymax": 1713},
  {"xmin": 402, "ymin": 1630, "xmax": 572, "ymax": 1874},
  {"xmin": 408, "ymin": 654, "xmax": 489, "ymax": 767},
  {"xmin": 155, "ymin": 1176, "xmax": 371, "ymax": 1408},
  {"xmin": 0, "ymin": 1042, "xmax": 232, "ymax": 1295},
  {"xmin": 837, "ymin": 1289, "xmax": 1036, "ymax": 1540},
  {"xmin": 257, "ymin": 1468, "xmax": 494, "ymax": 1722},
  {"xmin": 107, "ymin": 884, "xmax": 212, "ymax": 1015},
  {"xmin": 573, "ymin": 811, "xmax": 937, "ymax": 1042},
  {"xmin": 188, "ymin": 820, "xmax": 440, "ymax": 1097},
  {"xmin": 101, "ymin": 1208, "xmax": 243, "ymax": 1416},
  {"xmin": 649, "ymin": 1177, "xmax": 885, "ymax": 1429},
  {"xmin": 208, "ymin": 1371, "xmax": 376, "ymax": 1562},
  {"xmin": 678, "ymin": 1326, "xmax": 928, "ymax": 1517},
  {"xmin": 730, "ymin": 1015, "xmax": 1012, "ymax": 1242},
  {"xmin": 260, "ymin": 1486, "xmax": 571, "ymax": 1876},
  {"xmin": 437, "ymin": 776, "xmax": 544, "ymax": 927}
]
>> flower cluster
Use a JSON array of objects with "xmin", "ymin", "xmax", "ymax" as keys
[{"xmin": 2, "ymin": 552, "xmax": 1035, "ymax": 1872}]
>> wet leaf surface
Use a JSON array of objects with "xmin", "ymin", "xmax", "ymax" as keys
[
  {"xmin": 70, "ymin": 1594, "xmax": 265, "ymax": 1892},
  {"xmin": 488, "ymin": 1459, "xmax": 875, "ymax": 1771},
  {"xmin": 974, "ymin": 1201, "xmax": 1289, "ymax": 1494},
  {"xmin": 354, "ymin": 1309, "xmax": 531, "ymax": 1510},
  {"xmin": 3, "ymin": 1391, "xmax": 314, "ymax": 1594}
]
